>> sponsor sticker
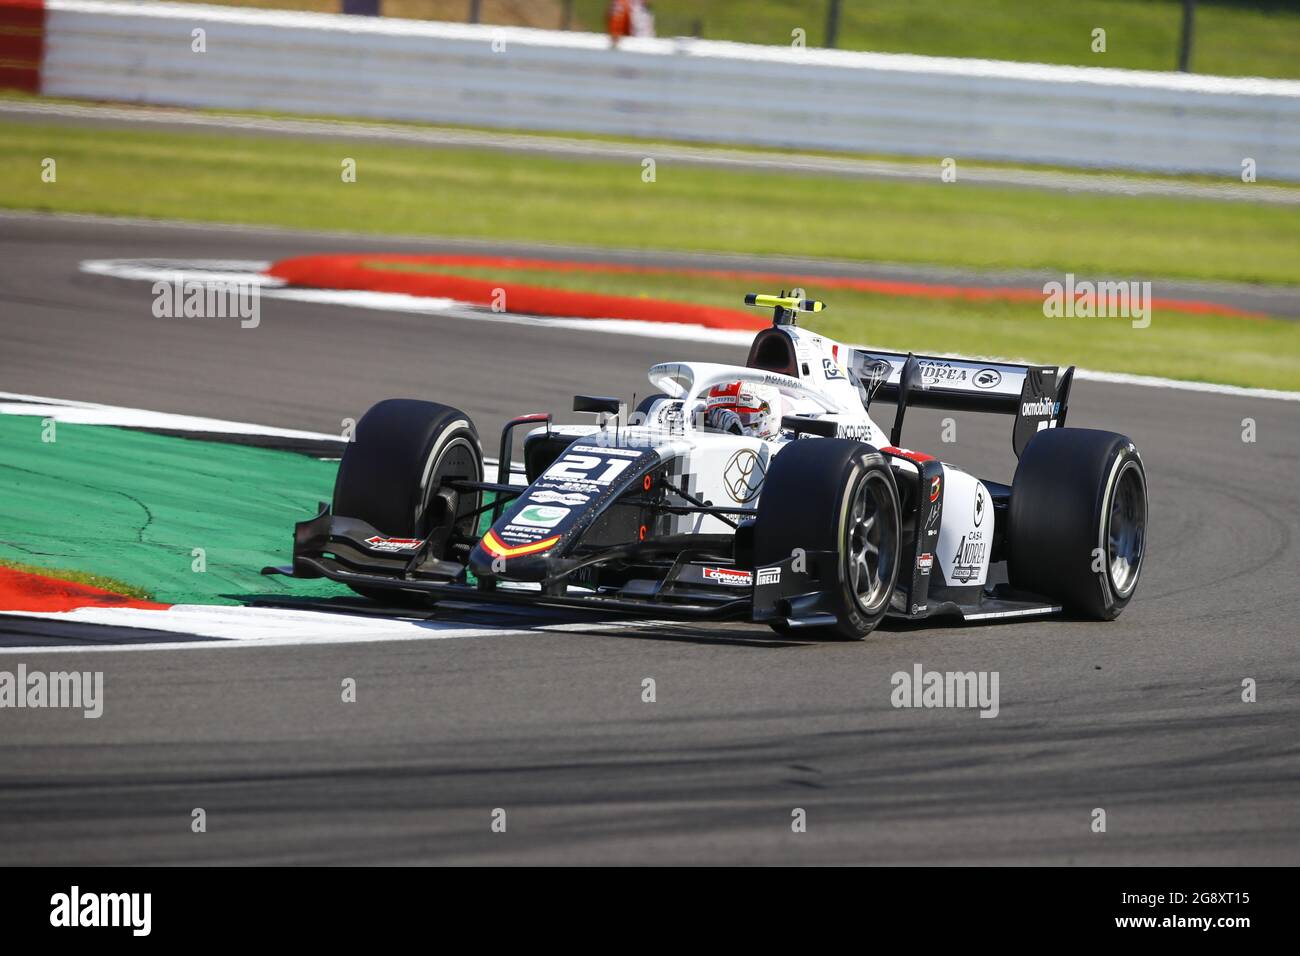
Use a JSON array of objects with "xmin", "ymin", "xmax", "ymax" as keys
[
  {"xmin": 974, "ymin": 488, "xmax": 985, "ymax": 527},
  {"xmin": 512, "ymin": 505, "xmax": 570, "ymax": 529},
  {"xmin": 858, "ymin": 357, "xmax": 892, "ymax": 394},
  {"xmin": 1021, "ymin": 397, "xmax": 1059, "ymax": 417},
  {"xmin": 654, "ymin": 402, "xmax": 685, "ymax": 428},
  {"xmin": 757, "ymin": 566, "xmax": 782, "ymax": 586},
  {"xmin": 760, "ymin": 372, "xmax": 802, "ymax": 391},
  {"xmin": 702, "ymin": 566, "xmax": 753, "ymax": 587},
  {"xmin": 920, "ymin": 361, "xmax": 966, "ymax": 384},
  {"xmin": 949, "ymin": 533, "xmax": 986, "ymax": 583},
  {"xmin": 836, "ymin": 423, "xmax": 875, "ymax": 441},
  {"xmin": 822, "ymin": 357, "xmax": 844, "ymax": 380},
  {"xmin": 917, "ymin": 552, "xmax": 933, "ymax": 575},
  {"xmin": 364, "ymin": 535, "xmax": 423, "ymax": 553},
  {"xmin": 929, "ymin": 475, "xmax": 942, "ymax": 503},
  {"xmin": 722, "ymin": 449, "xmax": 766, "ymax": 503},
  {"xmin": 571, "ymin": 445, "xmax": 642, "ymax": 457},
  {"xmin": 528, "ymin": 490, "xmax": 590, "ymax": 507},
  {"xmin": 973, "ymin": 368, "xmax": 1002, "ymax": 389}
]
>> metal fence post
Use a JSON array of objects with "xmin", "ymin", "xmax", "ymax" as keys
[
  {"xmin": 468, "ymin": 0, "xmax": 482, "ymax": 25},
  {"xmin": 825, "ymin": 0, "xmax": 842, "ymax": 49},
  {"xmin": 1177, "ymin": 0, "xmax": 1196, "ymax": 72}
]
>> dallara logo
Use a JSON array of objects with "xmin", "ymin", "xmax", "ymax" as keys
[{"xmin": 723, "ymin": 449, "xmax": 765, "ymax": 503}]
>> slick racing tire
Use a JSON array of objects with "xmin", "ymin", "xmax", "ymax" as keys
[
  {"xmin": 754, "ymin": 438, "xmax": 901, "ymax": 640},
  {"xmin": 1007, "ymin": 428, "xmax": 1147, "ymax": 620},
  {"xmin": 333, "ymin": 399, "xmax": 484, "ymax": 605}
]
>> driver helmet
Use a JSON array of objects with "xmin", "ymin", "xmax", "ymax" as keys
[{"xmin": 705, "ymin": 380, "xmax": 784, "ymax": 440}]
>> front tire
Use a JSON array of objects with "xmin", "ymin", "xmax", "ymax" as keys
[
  {"xmin": 754, "ymin": 438, "xmax": 901, "ymax": 640},
  {"xmin": 1008, "ymin": 428, "xmax": 1147, "ymax": 620},
  {"xmin": 333, "ymin": 399, "xmax": 484, "ymax": 605}
]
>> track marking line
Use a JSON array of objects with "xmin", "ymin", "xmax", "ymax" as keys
[
  {"xmin": 0, "ymin": 391, "xmax": 526, "ymax": 472},
  {"xmin": 0, "ymin": 603, "xmax": 672, "ymax": 653}
]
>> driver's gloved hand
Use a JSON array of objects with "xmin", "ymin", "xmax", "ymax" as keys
[{"xmin": 706, "ymin": 407, "xmax": 744, "ymax": 435}]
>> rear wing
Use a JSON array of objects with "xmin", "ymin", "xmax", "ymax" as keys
[{"xmin": 848, "ymin": 349, "xmax": 1074, "ymax": 458}]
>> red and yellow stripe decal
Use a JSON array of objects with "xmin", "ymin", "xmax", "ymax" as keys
[{"xmin": 480, "ymin": 529, "xmax": 561, "ymax": 559}]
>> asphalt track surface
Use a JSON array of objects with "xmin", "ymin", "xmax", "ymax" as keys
[{"xmin": 1, "ymin": 214, "xmax": 1298, "ymax": 864}]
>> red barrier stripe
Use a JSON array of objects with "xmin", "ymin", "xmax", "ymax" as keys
[
  {"xmin": 0, "ymin": 0, "xmax": 44, "ymax": 93},
  {"xmin": 267, "ymin": 255, "xmax": 768, "ymax": 331},
  {"xmin": 268, "ymin": 253, "xmax": 1267, "ymax": 323}
]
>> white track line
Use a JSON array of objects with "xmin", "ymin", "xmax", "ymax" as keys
[
  {"xmin": 0, "ymin": 604, "xmax": 668, "ymax": 654},
  {"xmin": 0, "ymin": 391, "xmax": 525, "ymax": 472},
  {"xmin": 0, "ymin": 391, "xmax": 345, "ymax": 441}
]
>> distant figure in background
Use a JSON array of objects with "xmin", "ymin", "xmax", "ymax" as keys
[
  {"xmin": 607, "ymin": 0, "xmax": 655, "ymax": 45},
  {"xmin": 630, "ymin": 0, "xmax": 655, "ymax": 38}
]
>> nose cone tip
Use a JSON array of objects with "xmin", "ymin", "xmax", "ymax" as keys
[{"xmin": 470, "ymin": 531, "xmax": 562, "ymax": 582}]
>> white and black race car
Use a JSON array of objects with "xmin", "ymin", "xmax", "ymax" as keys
[{"xmin": 266, "ymin": 293, "xmax": 1148, "ymax": 639}]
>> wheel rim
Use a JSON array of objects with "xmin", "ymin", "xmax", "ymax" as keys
[
  {"xmin": 421, "ymin": 436, "xmax": 481, "ymax": 540},
  {"xmin": 1106, "ymin": 459, "xmax": 1146, "ymax": 598},
  {"xmin": 846, "ymin": 471, "xmax": 896, "ymax": 613}
]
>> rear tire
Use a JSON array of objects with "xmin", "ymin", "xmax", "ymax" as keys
[
  {"xmin": 754, "ymin": 439, "xmax": 901, "ymax": 640},
  {"xmin": 1008, "ymin": 428, "xmax": 1147, "ymax": 620},
  {"xmin": 333, "ymin": 399, "xmax": 484, "ymax": 605}
]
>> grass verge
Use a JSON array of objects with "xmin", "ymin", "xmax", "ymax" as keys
[{"xmin": 3, "ymin": 119, "xmax": 1296, "ymax": 287}]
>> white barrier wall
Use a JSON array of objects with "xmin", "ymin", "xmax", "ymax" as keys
[{"xmin": 41, "ymin": 0, "xmax": 1300, "ymax": 179}]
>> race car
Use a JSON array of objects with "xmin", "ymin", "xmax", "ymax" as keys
[{"xmin": 265, "ymin": 293, "xmax": 1148, "ymax": 639}]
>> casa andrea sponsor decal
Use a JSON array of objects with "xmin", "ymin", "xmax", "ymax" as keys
[
  {"xmin": 919, "ymin": 361, "xmax": 969, "ymax": 384},
  {"xmin": 949, "ymin": 532, "xmax": 986, "ymax": 583}
]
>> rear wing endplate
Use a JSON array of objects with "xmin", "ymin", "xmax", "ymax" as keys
[{"xmin": 848, "ymin": 349, "xmax": 1075, "ymax": 458}]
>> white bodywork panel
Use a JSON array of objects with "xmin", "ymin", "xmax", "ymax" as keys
[
  {"xmin": 532, "ymin": 325, "xmax": 980, "ymax": 539},
  {"xmin": 935, "ymin": 467, "xmax": 992, "ymax": 587}
]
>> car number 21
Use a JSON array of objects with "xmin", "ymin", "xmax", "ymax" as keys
[{"xmin": 543, "ymin": 454, "xmax": 632, "ymax": 485}]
